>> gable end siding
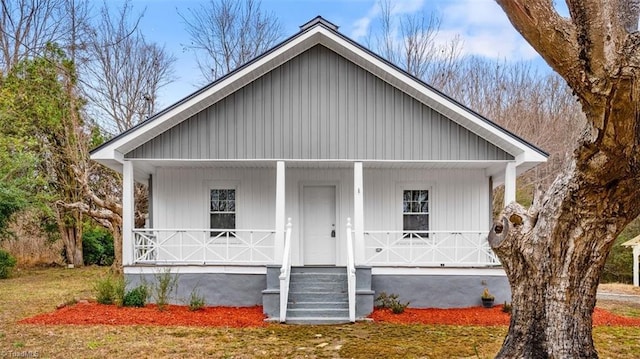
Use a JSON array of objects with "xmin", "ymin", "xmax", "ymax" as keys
[{"xmin": 125, "ymin": 45, "xmax": 513, "ymax": 161}]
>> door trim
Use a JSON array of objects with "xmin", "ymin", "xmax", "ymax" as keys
[{"xmin": 299, "ymin": 181, "xmax": 340, "ymax": 265}]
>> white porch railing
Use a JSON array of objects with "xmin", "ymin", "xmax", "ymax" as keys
[
  {"xmin": 345, "ymin": 218, "xmax": 356, "ymax": 322},
  {"xmin": 279, "ymin": 219, "xmax": 293, "ymax": 323},
  {"xmin": 132, "ymin": 228, "xmax": 275, "ymax": 264},
  {"xmin": 362, "ymin": 230, "xmax": 497, "ymax": 266}
]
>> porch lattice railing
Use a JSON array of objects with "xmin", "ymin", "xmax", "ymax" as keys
[
  {"xmin": 362, "ymin": 230, "xmax": 497, "ymax": 266},
  {"xmin": 133, "ymin": 229, "xmax": 275, "ymax": 264}
]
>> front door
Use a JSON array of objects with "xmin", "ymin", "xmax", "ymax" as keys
[{"xmin": 303, "ymin": 185, "xmax": 336, "ymax": 265}]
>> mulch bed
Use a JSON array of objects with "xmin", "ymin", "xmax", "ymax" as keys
[{"xmin": 18, "ymin": 302, "xmax": 640, "ymax": 327}]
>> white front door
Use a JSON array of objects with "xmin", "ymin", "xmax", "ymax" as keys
[{"xmin": 303, "ymin": 185, "xmax": 336, "ymax": 265}]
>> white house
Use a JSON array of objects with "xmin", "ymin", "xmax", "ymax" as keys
[{"xmin": 90, "ymin": 17, "xmax": 547, "ymax": 324}]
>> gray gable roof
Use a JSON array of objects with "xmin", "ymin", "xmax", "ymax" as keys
[
  {"xmin": 125, "ymin": 45, "xmax": 513, "ymax": 162},
  {"xmin": 91, "ymin": 16, "xmax": 546, "ymax": 174}
]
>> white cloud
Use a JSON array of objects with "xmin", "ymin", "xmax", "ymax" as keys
[
  {"xmin": 350, "ymin": 0, "xmax": 425, "ymax": 41},
  {"xmin": 438, "ymin": 0, "xmax": 539, "ymax": 61}
]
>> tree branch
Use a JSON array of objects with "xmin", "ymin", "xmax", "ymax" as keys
[{"xmin": 495, "ymin": 0, "xmax": 581, "ymax": 88}]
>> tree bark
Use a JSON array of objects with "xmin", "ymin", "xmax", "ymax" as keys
[
  {"xmin": 490, "ymin": 100, "xmax": 640, "ymax": 357},
  {"xmin": 490, "ymin": 1, "xmax": 640, "ymax": 356}
]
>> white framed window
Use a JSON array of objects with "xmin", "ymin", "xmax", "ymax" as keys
[
  {"xmin": 210, "ymin": 188, "xmax": 236, "ymax": 235},
  {"xmin": 402, "ymin": 189, "xmax": 429, "ymax": 237}
]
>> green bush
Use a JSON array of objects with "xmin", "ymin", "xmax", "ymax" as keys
[
  {"xmin": 83, "ymin": 226, "xmax": 114, "ymax": 266},
  {"xmin": 0, "ymin": 249, "xmax": 17, "ymax": 279},
  {"xmin": 94, "ymin": 275, "xmax": 127, "ymax": 305},
  {"xmin": 188, "ymin": 289, "xmax": 206, "ymax": 311},
  {"xmin": 375, "ymin": 292, "xmax": 410, "ymax": 314},
  {"xmin": 113, "ymin": 276, "xmax": 127, "ymax": 307},
  {"xmin": 123, "ymin": 285, "xmax": 148, "ymax": 307},
  {"xmin": 152, "ymin": 269, "xmax": 178, "ymax": 311},
  {"xmin": 94, "ymin": 276, "xmax": 115, "ymax": 304},
  {"xmin": 602, "ymin": 219, "xmax": 639, "ymax": 284}
]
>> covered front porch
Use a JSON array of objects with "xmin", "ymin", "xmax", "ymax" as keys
[{"xmin": 122, "ymin": 159, "xmax": 516, "ymax": 269}]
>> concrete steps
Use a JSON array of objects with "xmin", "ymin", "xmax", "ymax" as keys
[{"xmin": 262, "ymin": 265, "xmax": 374, "ymax": 324}]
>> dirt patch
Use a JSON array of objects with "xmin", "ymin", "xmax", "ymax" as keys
[
  {"xmin": 18, "ymin": 303, "xmax": 640, "ymax": 327},
  {"xmin": 599, "ymin": 283, "xmax": 640, "ymax": 295}
]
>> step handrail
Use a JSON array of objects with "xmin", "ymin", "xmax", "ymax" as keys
[
  {"xmin": 278, "ymin": 218, "xmax": 293, "ymax": 322},
  {"xmin": 346, "ymin": 218, "xmax": 356, "ymax": 322}
]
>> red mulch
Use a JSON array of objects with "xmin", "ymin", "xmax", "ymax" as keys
[
  {"xmin": 18, "ymin": 302, "xmax": 640, "ymax": 327},
  {"xmin": 371, "ymin": 307, "xmax": 640, "ymax": 327},
  {"xmin": 19, "ymin": 302, "xmax": 268, "ymax": 327}
]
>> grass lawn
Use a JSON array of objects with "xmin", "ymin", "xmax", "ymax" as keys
[{"xmin": 0, "ymin": 267, "xmax": 639, "ymax": 358}]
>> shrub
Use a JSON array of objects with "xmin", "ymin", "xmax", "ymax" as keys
[
  {"xmin": 375, "ymin": 292, "xmax": 409, "ymax": 314},
  {"xmin": 94, "ymin": 275, "xmax": 127, "ymax": 305},
  {"xmin": 82, "ymin": 226, "xmax": 114, "ymax": 266},
  {"xmin": 0, "ymin": 249, "xmax": 17, "ymax": 279},
  {"xmin": 123, "ymin": 285, "xmax": 148, "ymax": 307},
  {"xmin": 94, "ymin": 276, "xmax": 115, "ymax": 304},
  {"xmin": 188, "ymin": 289, "xmax": 206, "ymax": 311},
  {"xmin": 152, "ymin": 269, "xmax": 178, "ymax": 311},
  {"xmin": 113, "ymin": 276, "xmax": 127, "ymax": 307},
  {"xmin": 502, "ymin": 301, "xmax": 512, "ymax": 314}
]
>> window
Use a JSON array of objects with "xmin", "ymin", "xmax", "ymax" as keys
[
  {"xmin": 210, "ymin": 189, "xmax": 236, "ymax": 235},
  {"xmin": 403, "ymin": 190, "xmax": 429, "ymax": 237}
]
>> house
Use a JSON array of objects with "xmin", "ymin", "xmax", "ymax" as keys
[{"xmin": 90, "ymin": 16, "xmax": 547, "ymax": 324}]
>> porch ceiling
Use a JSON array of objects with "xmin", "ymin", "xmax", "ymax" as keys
[{"xmin": 129, "ymin": 158, "xmax": 512, "ymax": 182}]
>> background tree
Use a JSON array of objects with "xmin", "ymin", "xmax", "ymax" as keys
[
  {"xmin": 485, "ymin": 1, "xmax": 640, "ymax": 357},
  {"xmin": 179, "ymin": 0, "xmax": 283, "ymax": 83},
  {"xmin": 0, "ymin": 44, "xmax": 87, "ymax": 265},
  {"xmin": 82, "ymin": 0, "xmax": 175, "ymax": 134},
  {"xmin": 0, "ymin": 0, "xmax": 66, "ymax": 74}
]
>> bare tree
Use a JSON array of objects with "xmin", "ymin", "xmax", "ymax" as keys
[
  {"xmin": 367, "ymin": 0, "xmax": 463, "ymax": 89},
  {"xmin": 0, "ymin": 0, "xmax": 67, "ymax": 74},
  {"xmin": 179, "ymin": 0, "xmax": 283, "ymax": 83},
  {"xmin": 82, "ymin": 0, "xmax": 175, "ymax": 134},
  {"xmin": 484, "ymin": 1, "xmax": 640, "ymax": 357}
]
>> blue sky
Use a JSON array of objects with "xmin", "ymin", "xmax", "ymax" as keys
[{"xmin": 110, "ymin": 0, "xmax": 551, "ymax": 108}]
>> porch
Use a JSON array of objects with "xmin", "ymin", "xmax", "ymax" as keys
[{"xmin": 122, "ymin": 160, "xmax": 515, "ymax": 269}]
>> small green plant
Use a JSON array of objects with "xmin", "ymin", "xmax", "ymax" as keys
[
  {"xmin": 94, "ymin": 276, "xmax": 115, "ymax": 304},
  {"xmin": 153, "ymin": 268, "xmax": 178, "ymax": 311},
  {"xmin": 188, "ymin": 288, "xmax": 206, "ymax": 311},
  {"xmin": 375, "ymin": 292, "xmax": 410, "ymax": 314},
  {"xmin": 123, "ymin": 285, "xmax": 148, "ymax": 307},
  {"xmin": 502, "ymin": 301, "xmax": 512, "ymax": 314},
  {"xmin": 481, "ymin": 288, "xmax": 495, "ymax": 300},
  {"xmin": 113, "ymin": 276, "xmax": 127, "ymax": 307},
  {"xmin": 94, "ymin": 275, "xmax": 127, "ymax": 305},
  {"xmin": 0, "ymin": 249, "xmax": 17, "ymax": 279}
]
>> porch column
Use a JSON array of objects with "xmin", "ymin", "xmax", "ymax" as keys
[
  {"xmin": 634, "ymin": 246, "xmax": 639, "ymax": 287},
  {"xmin": 354, "ymin": 162, "xmax": 364, "ymax": 264},
  {"xmin": 504, "ymin": 162, "xmax": 517, "ymax": 207},
  {"xmin": 274, "ymin": 161, "xmax": 286, "ymax": 264},
  {"xmin": 122, "ymin": 160, "xmax": 135, "ymax": 266}
]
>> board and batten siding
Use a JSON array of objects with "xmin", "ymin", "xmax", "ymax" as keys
[
  {"xmin": 153, "ymin": 167, "xmax": 489, "ymax": 266},
  {"xmin": 126, "ymin": 45, "xmax": 513, "ymax": 162}
]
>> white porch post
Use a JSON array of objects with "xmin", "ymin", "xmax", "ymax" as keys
[
  {"xmin": 354, "ymin": 162, "xmax": 364, "ymax": 265},
  {"xmin": 504, "ymin": 162, "xmax": 517, "ymax": 207},
  {"xmin": 122, "ymin": 160, "xmax": 135, "ymax": 266},
  {"xmin": 274, "ymin": 161, "xmax": 286, "ymax": 264},
  {"xmin": 633, "ymin": 246, "xmax": 639, "ymax": 287}
]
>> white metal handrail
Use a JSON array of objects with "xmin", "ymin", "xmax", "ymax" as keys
[
  {"xmin": 362, "ymin": 230, "xmax": 497, "ymax": 266},
  {"xmin": 345, "ymin": 218, "xmax": 356, "ymax": 322},
  {"xmin": 132, "ymin": 228, "xmax": 275, "ymax": 264},
  {"xmin": 278, "ymin": 218, "xmax": 293, "ymax": 323}
]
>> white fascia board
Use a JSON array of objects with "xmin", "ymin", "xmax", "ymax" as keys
[{"xmin": 315, "ymin": 26, "xmax": 547, "ymax": 162}]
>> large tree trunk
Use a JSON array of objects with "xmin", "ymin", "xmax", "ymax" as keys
[
  {"xmin": 491, "ymin": 101, "xmax": 640, "ymax": 357},
  {"xmin": 490, "ymin": 1, "xmax": 640, "ymax": 356},
  {"xmin": 58, "ymin": 210, "xmax": 84, "ymax": 267}
]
